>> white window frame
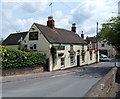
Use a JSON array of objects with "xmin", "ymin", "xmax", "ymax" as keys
[
  {"xmin": 29, "ymin": 44, "xmax": 37, "ymax": 50},
  {"xmin": 70, "ymin": 55, "xmax": 75, "ymax": 65}
]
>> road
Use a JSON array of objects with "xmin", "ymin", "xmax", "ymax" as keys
[{"xmin": 2, "ymin": 61, "xmax": 116, "ymax": 97}]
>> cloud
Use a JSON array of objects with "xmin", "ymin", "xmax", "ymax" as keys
[
  {"xmin": 70, "ymin": 1, "xmax": 93, "ymax": 24},
  {"xmin": 20, "ymin": 2, "xmax": 48, "ymax": 13},
  {"xmin": 1, "ymin": 0, "xmax": 119, "ymax": 39},
  {"xmin": 1, "ymin": 1, "xmax": 49, "ymax": 39},
  {"xmin": 53, "ymin": 10, "xmax": 71, "ymax": 29},
  {"xmin": 69, "ymin": 0, "xmax": 118, "ymax": 37},
  {"xmin": 2, "ymin": 17, "xmax": 48, "ymax": 39}
]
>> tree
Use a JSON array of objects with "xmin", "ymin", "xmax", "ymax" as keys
[{"xmin": 100, "ymin": 17, "xmax": 120, "ymax": 52}]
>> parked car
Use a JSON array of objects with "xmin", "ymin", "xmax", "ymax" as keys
[{"xmin": 100, "ymin": 54, "xmax": 110, "ymax": 62}]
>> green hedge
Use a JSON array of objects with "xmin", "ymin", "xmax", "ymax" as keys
[
  {"xmin": 1, "ymin": 46, "xmax": 46, "ymax": 69},
  {"xmin": 115, "ymin": 53, "xmax": 120, "ymax": 59}
]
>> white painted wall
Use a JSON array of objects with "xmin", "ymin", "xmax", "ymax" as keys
[
  {"xmin": 49, "ymin": 44, "xmax": 97, "ymax": 71},
  {"xmin": 23, "ymin": 24, "xmax": 50, "ymax": 57}
]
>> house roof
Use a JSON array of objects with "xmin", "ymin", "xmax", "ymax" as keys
[
  {"xmin": 2, "ymin": 32, "xmax": 28, "ymax": 45},
  {"xmin": 35, "ymin": 23, "xmax": 87, "ymax": 44},
  {"xmin": 85, "ymin": 36, "xmax": 97, "ymax": 44}
]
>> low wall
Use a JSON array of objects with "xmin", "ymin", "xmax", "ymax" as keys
[
  {"xmin": 84, "ymin": 67, "xmax": 117, "ymax": 97},
  {"xmin": 2, "ymin": 66, "xmax": 44, "ymax": 76}
]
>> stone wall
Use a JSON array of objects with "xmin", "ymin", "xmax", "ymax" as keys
[
  {"xmin": 2, "ymin": 66, "xmax": 44, "ymax": 76},
  {"xmin": 84, "ymin": 67, "xmax": 117, "ymax": 97}
]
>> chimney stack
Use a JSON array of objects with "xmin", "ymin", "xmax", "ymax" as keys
[
  {"xmin": 71, "ymin": 23, "xmax": 76, "ymax": 32},
  {"xmin": 47, "ymin": 16, "xmax": 55, "ymax": 28},
  {"xmin": 81, "ymin": 31, "xmax": 84, "ymax": 39}
]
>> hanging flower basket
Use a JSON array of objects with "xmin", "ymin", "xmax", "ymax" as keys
[
  {"xmin": 89, "ymin": 50, "xmax": 93, "ymax": 54},
  {"xmin": 58, "ymin": 53, "xmax": 64, "ymax": 57},
  {"xmin": 68, "ymin": 50, "xmax": 76, "ymax": 55},
  {"xmin": 87, "ymin": 48, "xmax": 90, "ymax": 51},
  {"xmin": 94, "ymin": 49, "xmax": 98, "ymax": 53},
  {"xmin": 77, "ymin": 50, "xmax": 80, "ymax": 52},
  {"xmin": 81, "ymin": 50, "xmax": 86, "ymax": 55}
]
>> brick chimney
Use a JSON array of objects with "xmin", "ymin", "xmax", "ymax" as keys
[
  {"xmin": 47, "ymin": 16, "xmax": 55, "ymax": 28},
  {"xmin": 81, "ymin": 31, "xmax": 84, "ymax": 39},
  {"xmin": 71, "ymin": 23, "xmax": 76, "ymax": 32}
]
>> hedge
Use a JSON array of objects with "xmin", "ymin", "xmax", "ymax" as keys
[{"xmin": 1, "ymin": 46, "xmax": 46, "ymax": 69}]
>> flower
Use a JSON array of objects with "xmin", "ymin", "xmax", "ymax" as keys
[
  {"xmin": 58, "ymin": 53, "xmax": 64, "ymax": 56},
  {"xmin": 81, "ymin": 50, "xmax": 86, "ymax": 54}
]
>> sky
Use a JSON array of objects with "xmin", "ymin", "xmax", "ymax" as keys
[{"xmin": 1, "ymin": 0, "xmax": 119, "ymax": 39}]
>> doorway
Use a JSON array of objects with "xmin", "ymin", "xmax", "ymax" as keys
[
  {"xmin": 77, "ymin": 55, "xmax": 80, "ymax": 67},
  {"xmin": 44, "ymin": 58, "xmax": 50, "ymax": 71}
]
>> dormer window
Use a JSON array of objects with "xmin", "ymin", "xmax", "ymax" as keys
[{"xmin": 29, "ymin": 32, "xmax": 38, "ymax": 40}]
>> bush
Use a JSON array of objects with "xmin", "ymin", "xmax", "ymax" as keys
[
  {"xmin": 115, "ymin": 53, "xmax": 120, "ymax": 59},
  {"xmin": 1, "ymin": 46, "xmax": 46, "ymax": 69}
]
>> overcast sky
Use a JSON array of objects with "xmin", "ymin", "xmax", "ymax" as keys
[{"xmin": 1, "ymin": 0, "xmax": 119, "ymax": 39}]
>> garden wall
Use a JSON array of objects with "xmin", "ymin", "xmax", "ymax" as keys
[{"xmin": 2, "ymin": 66, "xmax": 44, "ymax": 76}]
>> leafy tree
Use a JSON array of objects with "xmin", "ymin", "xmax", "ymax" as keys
[{"xmin": 100, "ymin": 17, "xmax": 120, "ymax": 52}]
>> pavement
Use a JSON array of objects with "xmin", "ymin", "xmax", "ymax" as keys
[{"xmin": 2, "ymin": 62, "xmax": 106, "ymax": 84}]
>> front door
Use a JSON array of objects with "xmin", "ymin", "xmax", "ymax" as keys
[
  {"xmin": 44, "ymin": 58, "xmax": 50, "ymax": 71},
  {"xmin": 77, "ymin": 55, "xmax": 80, "ymax": 67}
]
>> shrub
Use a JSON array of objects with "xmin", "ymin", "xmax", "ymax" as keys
[
  {"xmin": 115, "ymin": 53, "xmax": 120, "ymax": 59},
  {"xmin": 1, "ymin": 46, "xmax": 46, "ymax": 69}
]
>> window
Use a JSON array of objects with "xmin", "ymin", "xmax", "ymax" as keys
[
  {"xmin": 29, "ymin": 32, "xmax": 38, "ymax": 40},
  {"xmin": 101, "ymin": 44, "xmax": 105, "ymax": 47},
  {"xmin": 30, "ymin": 44, "xmax": 37, "ymax": 50},
  {"xmin": 24, "ymin": 45, "xmax": 27, "ymax": 48},
  {"xmin": 70, "ymin": 45, "xmax": 73, "ymax": 50},
  {"xmin": 82, "ymin": 54, "xmax": 85, "ymax": 62},
  {"xmin": 90, "ymin": 54, "xmax": 92, "ymax": 60},
  {"xmin": 70, "ymin": 55, "xmax": 75, "ymax": 64},
  {"xmin": 55, "ymin": 46, "xmax": 65, "ymax": 50},
  {"xmin": 24, "ymin": 45, "xmax": 27, "ymax": 49},
  {"xmin": 90, "ymin": 44, "xmax": 92, "ymax": 48},
  {"xmin": 61, "ymin": 58, "xmax": 65, "ymax": 66}
]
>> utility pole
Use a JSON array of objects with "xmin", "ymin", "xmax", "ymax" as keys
[
  {"xmin": 96, "ymin": 22, "xmax": 98, "ymax": 49},
  {"xmin": 96, "ymin": 22, "xmax": 99, "ymax": 63}
]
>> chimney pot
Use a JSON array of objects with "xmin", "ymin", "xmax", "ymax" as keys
[
  {"xmin": 47, "ymin": 16, "xmax": 55, "ymax": 28},
  {"xmin": 71, "ymin": 23, "xmax": 76, "ymax": 32},
  {"xmin": 81, "ymin": 31, "xmax": 84, "ymax": 39}
]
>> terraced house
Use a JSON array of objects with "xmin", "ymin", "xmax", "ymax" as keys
[{"xmin": 2, "ymin": 16, "xmax": 99, "ymax": 71}]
